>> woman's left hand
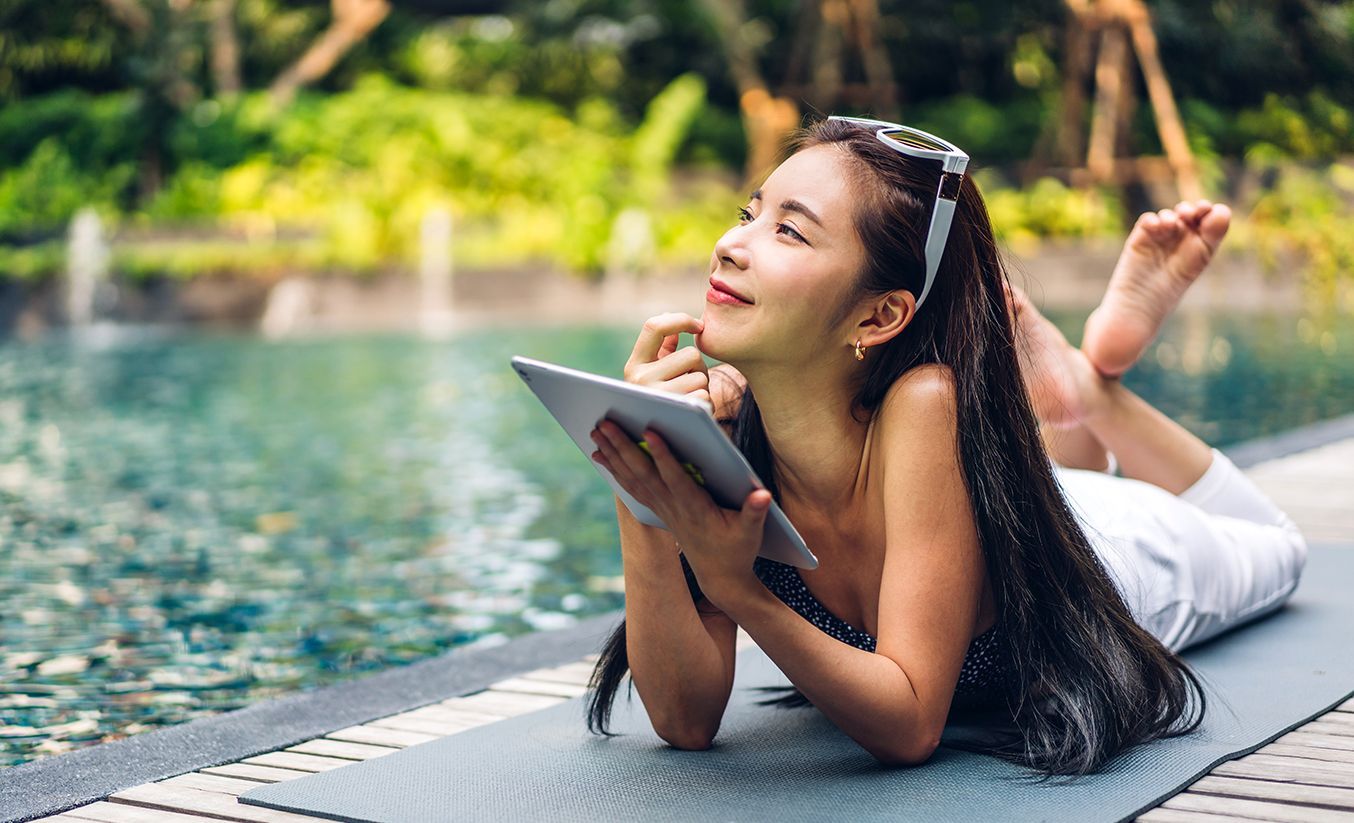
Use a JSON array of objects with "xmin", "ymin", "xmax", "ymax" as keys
[{"xmin": 589, "ymin": 419, "xmax": 772, "ymax": 608}]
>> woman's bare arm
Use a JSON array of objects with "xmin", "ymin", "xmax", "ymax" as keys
[
  {"xmin": 620, "ymin": 360, "xmax": 746, "ymax": 748},
  {"xmin": 619, "ymin": 501, "xmax": 737, "ymax": 748}
]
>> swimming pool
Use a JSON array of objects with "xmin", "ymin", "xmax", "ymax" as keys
[{"xmin": 1, "ymin": 309, "xmax": 1351, "ymax": 767}]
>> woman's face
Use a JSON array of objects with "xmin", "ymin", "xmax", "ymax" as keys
[{"xmin": 695, "ymin": 144, "xmax": 868, "ymax": 369}]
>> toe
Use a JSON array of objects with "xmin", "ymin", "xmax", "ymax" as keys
[
  {"xmin": 1199, "ymin": 203, "xmax": 1231, "ymax": 249},
  {"xmin": 1157, "ymin": 209, "xmax": 1184, "ymax": 239},
  {"xmin": 1136, "ymin": 211, "xmax": 1162, "ymax": 238}
]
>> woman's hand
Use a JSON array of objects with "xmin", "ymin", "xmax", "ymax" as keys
[
  {"xmin": 623, "ymin": 312, "xmax": 712, "ymax": 412},
  {"xmin": 590, "ymin": 421, "xmax": 771, "ymax": 609}
]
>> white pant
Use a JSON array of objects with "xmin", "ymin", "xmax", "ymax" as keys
[{"xmin": 1052, "ymin": 447, "xmax": 1309, "ymax": 653}]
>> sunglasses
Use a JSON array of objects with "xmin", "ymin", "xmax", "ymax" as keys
[{"xmin": 826, "ymin": 116, "xmax": 970, "ymax": 311}]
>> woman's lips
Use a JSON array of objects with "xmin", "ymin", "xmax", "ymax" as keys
[
  {"xmin": 709, "ymin": 281, "xmax": 752, "ymax": 309},
  {"xmin": 707, "ymin": 286, "xmax": 753, "ymax": 306}
]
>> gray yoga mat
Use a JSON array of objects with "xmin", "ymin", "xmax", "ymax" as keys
[{"xmin": 241, "ymin": 543, "xmax": 1354, "ymax": 823}]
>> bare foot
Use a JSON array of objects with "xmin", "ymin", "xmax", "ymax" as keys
[
  {"xmin": 1081, "ymin": 200, "xmax": 1231, "ymax": 379},
  {"xmin": 1006, "ymin": 283, "xmax": 1105, "ymax": 429}
]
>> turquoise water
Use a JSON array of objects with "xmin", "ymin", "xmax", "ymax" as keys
[{"xmin": 1, "ymin": 310, "xmax": 1352, "ymax": 767}]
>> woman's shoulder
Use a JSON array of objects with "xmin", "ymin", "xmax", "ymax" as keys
[
  {"xmin": 878, "ymin": 362, "xmax": 958, "ymax": 420},
  {"xmin": 870, "ymin": 363, "xmax": 961, "ymax": 472}
]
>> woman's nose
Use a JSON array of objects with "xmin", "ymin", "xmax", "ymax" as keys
[{"xmin": 713, "ymin": 227, "xmax": 751, "ymax": 270}]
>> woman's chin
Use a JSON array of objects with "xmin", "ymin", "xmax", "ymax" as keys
[
  {"xmin": 694, "ymin": 331, "xmax": 746, "ymax": 370},
  {"xmin": 693, "ymin": 329, "xmax": 724, "ymax": 359}
]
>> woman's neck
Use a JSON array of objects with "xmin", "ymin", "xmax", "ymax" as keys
[{"xmin": 742, "ymin": 361, "xmax": 873, "ymax": 516}]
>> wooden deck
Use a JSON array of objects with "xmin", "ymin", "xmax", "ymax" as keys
[{"xmin": 30, "ymin": 437, "xmax": 1354, "ymax": 823}]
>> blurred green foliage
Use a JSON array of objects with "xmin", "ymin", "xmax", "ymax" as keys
[
  {"xmin": 0, "ymin": 72, "xmax": 730, "ymax": 279},
  {"xmin": 1240, "ymin": 159, "xmax": 1354, "ymax": 304},
  {"xmin": 2, "ymin": 0, "xmax": 1354, "ymax": 285},
  {"xmin": 979, "ymin": 173, "xmax": 1125, "ymax": 252}
]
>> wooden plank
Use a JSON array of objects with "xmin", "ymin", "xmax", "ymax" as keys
[
  {"xmin": 287, "ymin": 738, "xmax": 399, "ymax": 760},
  {"xmin": 324, "ymin": 723, "xmax": 440, "ymax": 748},
  {"xmin": 199, "ymin": 763, "xmax": 312, "ymax": 784},
  {"xmin": 240, "ymin": 751, "xmax": 355, "ymax": 773},
  {"xmin": 518, "ymin": 662, "xmax": 596, "ymax": 686},
  {"xmin": 48, "ymin": 801, "xmax": 221, "ymax": 822},
  {"xmin": 443, "ymin": 690, "xmax": 564, "ymax": 716},
  {"xmin": 1216, "ymin": 755, "xmax": 1354, "ymax": 788},
  {"xmin": 1164, "ymin": 791, "xmax": 1354, "ymax": 822},
  {"xmin": 1189, "ymin": 774, "xmax": 1354, "ymax": 810},
  {"xmin": 110, "ymin": 783, "xmax": 329, "ymax": 822},
  {"xmin": 485, "ymin": 676, "xmax": 589, "ymax": 698},
  {"xmin": 1261, "ymin": 744, "xmax": 1354, "ymax": 766},
  {"xmin": 366, "ymin": 713, "xmax": 491, "ymax": 736},
  {"xmin": 393, "ymin": 703, "xmax": 506, "ymax": 724},
  {"xmin": 1239, "ymin": 752, "xmax": 1354, "ymax": 777},
  {"xmin": 1279, "ymin": 731, "xmax": 1354, "ymax": 752},
  {"xmin": 1135, "ymin": 808, "xmax": 1240, "ymax": 822},
  {"xmin": 1340, "ymin": 697, "xmax": 1354, "ymax": 712},
  {"xmin": 1305, "ymin": 721, "xmax": 1354, "ymax": 739},
  {"xmin": 159, "ymin": 773, "xmax": 266, "ymax": 796},
  {"xmin": 1309, "ymin": 713, "xmax": 1354, "ymax": 727}
]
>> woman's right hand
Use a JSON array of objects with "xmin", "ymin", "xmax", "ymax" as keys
[{"xmin": 623, "ymin": 312, "xmax": 712, "ymax": 411}]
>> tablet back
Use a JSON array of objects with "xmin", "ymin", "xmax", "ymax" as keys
[{"xmin": 511, "ymin": 355, "xmax": 816, "ymax": 569}]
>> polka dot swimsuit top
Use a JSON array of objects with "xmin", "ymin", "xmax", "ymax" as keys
[{"xmin": 753, "ymin": 556, "xmax": 1016, "ymax": 699}]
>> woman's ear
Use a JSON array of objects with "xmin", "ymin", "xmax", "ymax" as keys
[{"xmin": 858, "ymin": 291, "xmax": 915, "ymax": 347}]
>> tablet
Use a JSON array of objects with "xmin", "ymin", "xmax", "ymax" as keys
[{"xmin": 510, "ymin": 355, "xmax": 818, "ymax": 569}]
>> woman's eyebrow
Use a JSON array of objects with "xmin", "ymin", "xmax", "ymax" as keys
[
  {"xmin": 779, "ymin": 198, "xmax": 823, "ymax": 227},
  {"xmin": 748, "ymin": 189, "xmax": 824, "ymax": 228}
]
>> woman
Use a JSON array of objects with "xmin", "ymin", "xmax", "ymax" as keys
[{"xmin": 581, "ymin": 116, "xmax": 1308, "ymax": 776}]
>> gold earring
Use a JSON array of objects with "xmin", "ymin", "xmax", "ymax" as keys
[{"xmin": 854, "ymin": 339, "xmax": 865, "ymax": 361}]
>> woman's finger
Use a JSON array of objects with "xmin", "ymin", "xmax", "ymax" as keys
[
  {"xmin": 631, "ymin": 345, "xmax": 708, "ymax": 386},
  {"xmin": 657, "ymin": 332, "xmax": 681, "ymax": 359},
  {"xmin": 592, "ymin": 426, "xmax": 656, "ymax": 501},
  {"xmin": 596, "ymin": 420, "xmax": 663, "ymax": 490},
  {"xmin": 641, "ymin": 429, "xmax": 713, "ymax": 511},
  {"xmin": 627, "ymin": 313, "xmax": 704, "ymax": 369},
  {"xmin": 658, "ymin": 370, "xmax": 710, "ymax": 396}
]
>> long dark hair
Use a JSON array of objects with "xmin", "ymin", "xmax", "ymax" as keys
[{"xmin": 583, "ymin": 116, "xmax": 1205, "ymax": 777}]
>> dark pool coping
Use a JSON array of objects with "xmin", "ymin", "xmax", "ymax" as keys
[
  {"xmin": 1, "ymin": 611, "xmax": 627, "ymax": 821},
  {"xmin": 5, "ymin": 411, "xmax": 1354, "ymax": 822}
]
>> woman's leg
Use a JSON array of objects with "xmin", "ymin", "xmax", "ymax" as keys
[
  {"xmin": 1013, "ymin": 276, "xmax": 1222, "ymax": 497},
  {"xmin": 1014, "ymin": 199, "xmax": 1231, "ymax": 473},
  {"xmin": 1054, "ymin": 461, "xmax": 1309, "ymax": 652},
  {"xmin": 1009, "ymin": 277, "xmax": 1308, "ymax": 652}
]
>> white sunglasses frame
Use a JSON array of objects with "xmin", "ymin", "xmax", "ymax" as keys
[{"xmin": 826, "ymin": 115, "xmax": 970, "ymax": 310}]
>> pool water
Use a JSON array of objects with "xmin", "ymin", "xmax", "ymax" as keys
[{"xmin": 1, "ymin": 309, "xmax": 1352, "ymax": 767}]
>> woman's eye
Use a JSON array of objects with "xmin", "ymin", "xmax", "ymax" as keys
[
  {"xmin": 736, "ymin": 207, "xmax": 753, "ymax": 223},
  {"xmin": 776, "ymin": 223, "xmax": 807, "ymax": 243}
]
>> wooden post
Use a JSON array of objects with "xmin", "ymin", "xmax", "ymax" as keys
[
  {"xmin": 1053, "ymin": 6, "xmax": 1094, "ymax": 167},
  {"xmin": 269, "ymin": 0, "xmax": 391, "ymax": 108},
  {"xmin": 697, "ymin": 0, "xmax": 800, "ymax": 185},
  {"xmin": 843, "ymin": 0, "xmax": 898, "ymax": 119},
  {"xmin": 1123, "ymin": 1, "xmax": 1202, "ymax": 200},
  {"xmin": 1086, "ymin": 25, "xmax": 1130, "ymax": 183}
]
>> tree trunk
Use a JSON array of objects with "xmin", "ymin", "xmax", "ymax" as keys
[
  {"xmin": 695, "ymin": 0, "xmax": 799, "ymax": 184},
  {"xmin": 811, "ymin": 2, "xmax": 846, "ymax": 109},
  {"xmin": 210, "ymin": 0, "xmax": 242, "ymax": 98},
  {"xmin": 269, "ymin": 0, "xmax": 391, "ymax": 108},
  {"xmin": 1124, "ymin": 2, "xmax": 1202, "ymax": 200},
  {"xmin": 846, "ymin": 0, "xmax": 898, "ymax": 119},
  {"xmin": 1086, "ymin": 25, "xmax": 1129, "ymax": 182},
  {"xmin": 1053, "ymin": 6, "xmax": 1094, "ymax": 167}
]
